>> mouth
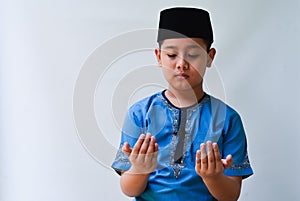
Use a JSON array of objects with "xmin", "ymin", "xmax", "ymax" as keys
[{"xmin": 175, "ymin": 73, "xmax": 189, "ymax": 79}]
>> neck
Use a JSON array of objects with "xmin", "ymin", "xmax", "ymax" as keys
[{"xmin": 166, "ymin": 86, "xmax": 204, "ymax": 108}]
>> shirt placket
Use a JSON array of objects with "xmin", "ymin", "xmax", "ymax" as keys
[{"xmin": 170, "ymin": 107, "xmax": 196, "ymax": 179}]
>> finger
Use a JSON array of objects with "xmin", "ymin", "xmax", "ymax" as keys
[
  {"xmin": 146, "ymin": 136, "xmax": 156, "ymax": 154},
  {"xmin": 212, "ymin": 143, "xmax": 223, "ymax": 171},
  {"xmin": 195, "ymin": 150, "xmax": 201, "ymax": 169},
  {"xmin": 207, "ymin": 141, "xmax": 215, "ymax": 169},
  {"xmin": 222, "ymin": 154, "xmax": 233, "ymax": 169},
  {"xmin": 153, "ymin": 143, "xmax": 159, "ymax": 160},
  {"xmin": 200, "ymin": 143, "xmax": 208, "ymax": 170},
  {"xmin": 145, "ymin": 136, "xmax": 156, "ymax": 161},
  {"xmin": 154, "ymin": 142, "xmax": 159, "ymax": 152},
  {"xmin": 226, "ymin": 154, "xmax": 233, "ymax": 163},
  {"xmin": 122, "ymin": 142, "xmax": 132, "ymax": 157},
  {"xmin": 132, "ymin": 134, "xmax": 146, "ymax": 155},
  {"xmin": 151, "ymin": 143, "xmax": 159, "ymax": 169},
  {"xmin": 139, "ymin": 133, "xmax": 151, "ymax": 154}
]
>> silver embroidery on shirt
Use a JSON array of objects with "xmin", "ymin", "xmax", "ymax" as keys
[{"xmin": 158, "ymin": 93, "xmax": 209, "ymax": 178}]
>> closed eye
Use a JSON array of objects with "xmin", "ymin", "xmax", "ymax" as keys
[
  {"xmin": 167, "ymin": 54, "xmax": 177, "ymax": 58},
  {"xmin": 187, "ymin": 54, "xmax": 200, "ymax": 59}
]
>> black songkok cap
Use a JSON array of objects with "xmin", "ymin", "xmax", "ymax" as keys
[{"xmin": 157, "ymin": 7, "xmax": 214, "ymax": 43}]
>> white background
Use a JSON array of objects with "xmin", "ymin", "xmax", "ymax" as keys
[{"xmin": 1, "ymin": 0, "xmax": 300, "ymax": 200}]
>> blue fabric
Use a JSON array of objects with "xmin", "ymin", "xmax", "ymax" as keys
[{"xmin": 111, "ymin": 90, "xmax": 253, "ymax": 201}]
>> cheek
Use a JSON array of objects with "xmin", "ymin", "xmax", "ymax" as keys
[
  {"xmin": 161, "ymin": 62, "xmax": 175, "ymax": 71},
  {"xmin": 190, "ymin": 65, "xmax": 206, "ymax": 77},
  {"xmin": 162, "ymin": 66, "xmax": 172, "ymax": 76},
  {"xmin": 161, "ymin": 56, "xmax": 176, "ymax": 67}
]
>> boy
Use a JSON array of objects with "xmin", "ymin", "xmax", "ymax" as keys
[{"xmin": 112, "ymin": 7, "xmax": 253, "ymax": 201}]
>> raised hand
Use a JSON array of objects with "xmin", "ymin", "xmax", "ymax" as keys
[
  {"xmin": 195, "ymin": 141, "xmax": 233, "ymax": 179},
  {"xmin": 122, "ymin": 133, "xmax": 158, "ymax": 175}
]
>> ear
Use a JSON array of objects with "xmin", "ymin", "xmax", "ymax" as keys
[
  {"xmin": 154, "ymin": 48, "xmax": 162, "ymax": 67},
  {"xmin": 206, "ymin": 48, "xmax": 216, "ymax": 68}
]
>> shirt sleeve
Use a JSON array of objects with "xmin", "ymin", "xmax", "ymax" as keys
[
  {"xmin": 222, "ymin": 111, "xmax": 254, "ymax": 179},
  {"xmin": 111, "ymin": 104, "xmax": 146, "ymax": 175}
]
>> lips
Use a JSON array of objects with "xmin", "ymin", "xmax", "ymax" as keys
[{"xmin": 175, "ymin": 73, "xmax": 189, "ymax": 79}]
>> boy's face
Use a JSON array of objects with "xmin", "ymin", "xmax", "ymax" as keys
[{"xmin": 155, "ymin": 38, "xmax": 216, "ymax": 92}]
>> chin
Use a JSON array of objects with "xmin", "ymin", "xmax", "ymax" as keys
[{"xmin": 172, "ymin": 85, "xmax": 194, "ymax": 91}]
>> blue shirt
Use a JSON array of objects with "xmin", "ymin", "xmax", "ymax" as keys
[{"xmin": 112, "ymin": 91, "xmax": 253, "ymax": 201}]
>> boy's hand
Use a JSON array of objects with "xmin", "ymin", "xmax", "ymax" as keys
[
  {"xmin": 195, "ymin": 141, "xmax": 233, "ymax": 180},
  {"xmin": 122, "ymin": 133, "xmax": 158, "ymax": 175}
]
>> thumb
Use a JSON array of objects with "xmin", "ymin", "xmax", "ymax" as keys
[
  {"xmin": 221, "ymin": 154, "xmax": 233, "ymax": 169},
  {"xmin": 122, "ymin": 142, "xmax": 132, "ymax": 158}
]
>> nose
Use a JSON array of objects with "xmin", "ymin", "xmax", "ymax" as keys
[{"xmin": 176, "ymin": 56, "xmax": 189, "ymax": 70}]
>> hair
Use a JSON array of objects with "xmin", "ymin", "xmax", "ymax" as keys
[{"xmin": 158, "ymin": 38, "xmax": 212, "ymax": 52}]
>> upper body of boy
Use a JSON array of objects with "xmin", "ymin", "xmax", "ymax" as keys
[{"xmin": 112, "ymin": 7, "xmax": 253, "ymax": 201}]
